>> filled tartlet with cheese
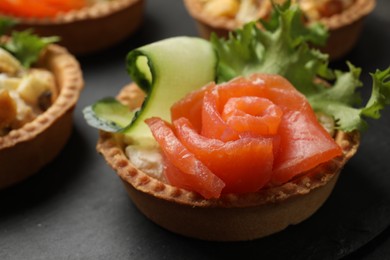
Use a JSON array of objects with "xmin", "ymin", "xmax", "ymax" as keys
[
  {"xmin": 184, "ymin": 0, "xmax": 376, "ymax": 60},
  {"xmin": 0, "ymin": 22, "xmax": 83, "ymax": 189},
  {"xmin": 84, "ymin": 5, "xmax": 389, "ymax": 241},
  {"xmin": 0, "ymin": 0, "xmax": 145, "ymax": 55}
]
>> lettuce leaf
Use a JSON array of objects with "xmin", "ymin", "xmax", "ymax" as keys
[
  {"xmin": 211, "ymin": 3, "xmax": 331, "ymax": 92},
  {"xmin": 309, "ymin": 64, "xmax": 390, "ymax": 131},
  {"xmin": 211, "ymin": 3, "xmax": 390, "ymax": 132}
]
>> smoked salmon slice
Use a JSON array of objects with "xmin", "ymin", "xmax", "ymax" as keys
[
  {"xmin": 174, "ymin": 117, "xmax": 274, "ymax": 193},
  {"xmin": 145, "ymin": 117, "xmax": 225, "ymax": 199},
  {"xmin": 171, "ymin": 82, "xmax": 215, "ymax": 133},
  {"xmin": 271, "ymin": 109, "xmax": 343, "ymax": 184},
  {"xmin": 221, "ymin": 96, "xmax": 283, "ymax": 136},
  {"xmin": 149, "ymin": 73, "xmax": 342, "ymax": 197}
]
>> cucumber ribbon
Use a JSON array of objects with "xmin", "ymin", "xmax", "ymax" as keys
[{"xmin": 83, "ymin": 37, "xmax": 217, "ymax": 142}]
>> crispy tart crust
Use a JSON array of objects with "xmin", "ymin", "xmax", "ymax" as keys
[
  {"xmin": 97, "ymin": 83, "xmax": 360, "ymax": 241},
  {"xmin": 0, "ymin": 44, "xmax": 84, "ymax": 189},
  {"xmin": 8, "ymin": 0, "xmax": 145, "ymax": 55},
  {"xmin": 184, "ymin": 0, "xmax": 376, "ymax": 60}
]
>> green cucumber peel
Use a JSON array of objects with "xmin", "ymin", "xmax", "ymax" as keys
[
  {"xmin": 125, "ymin": 37, "xmax": 217, "ymax": 142},
  {"xmin": 83, "ymin": 97, "xmax": 136, "ymax": 133},
  {"xmin": 84, "ymin": 37, "xmax": 217, "ymax": 143}
]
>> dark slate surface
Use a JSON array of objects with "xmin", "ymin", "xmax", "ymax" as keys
[{"xmin": 1, "ymin": 1, "xmax": 389, "ymax": 259}]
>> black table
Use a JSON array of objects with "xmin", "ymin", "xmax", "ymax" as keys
[{"xmin": 1, "ymin": 1, "xmax": 390, "ymax": 259}]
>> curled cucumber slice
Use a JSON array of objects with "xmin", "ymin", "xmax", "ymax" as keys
[
  {"xmin": 83, "ymin": 37, "xmax": 217, "ymax": 144},
  {"xmin": 124, "ymin": 36, "xmax": 217, "ymax": 142}
]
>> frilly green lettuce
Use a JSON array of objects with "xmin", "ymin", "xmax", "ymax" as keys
[{"xmin": 211, "ymin": 3, "xmax": 390, "ymax": 132}]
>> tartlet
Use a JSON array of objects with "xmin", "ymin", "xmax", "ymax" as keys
[
  {"xmin": 2, "ymin": 0, "xmax": 145, "ymax": 55},
  {"xmin": 96, "ymin": 83, "xmax": 359, "ymax": 241},
  {"xmin": 184, "ymin": 0, "xmax": 376, "ymax": 60},
  {"xmin": 0, "ymin": 43, "xmax": 83, "ymax": 189}
]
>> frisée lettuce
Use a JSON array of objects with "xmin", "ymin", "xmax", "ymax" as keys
[{"xmin": 211, "ymin": 3, "xmax": 390, "ymax": 132}]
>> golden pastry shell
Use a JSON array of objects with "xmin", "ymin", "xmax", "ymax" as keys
[
  {"xmin": 183, "ymin": 0, "xmax": 376, "ymax": 60},
  {"xmin": 0, "ymin": 43, "xmax": 84, "ymax": 189},
  {"xmin": 96, "ymin": 83, "xmax": 360, "ymax": 241},
  {"xmin": 6, "ymin": 0, "xmax": 145, "ymax": 55}
]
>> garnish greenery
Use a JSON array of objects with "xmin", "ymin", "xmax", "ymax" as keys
[
  {"xmin": 0, "ymin": 17, "xmax": 59, "ymax": 68},
  {"xmin": 212, "ymin": 3, "xmax": 330, "ymax": 87},
  {"xmin": 83, "ymin": 2, "xmax": 390, "ymax": 134},
  {"xmin": 0, "ymin": 17, "xmax": 17, "ymax": 35},
  {"xmin": 211, "ymin": 3, "xmax": 390, "ymax": 131},
  {"xmin": 2, "ymin": 30, "xmax": 59, "ymax": 68}
]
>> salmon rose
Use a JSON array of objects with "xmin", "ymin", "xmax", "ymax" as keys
[{"xmin": 146, "ymin": 73, "xmax": 342, "ymax": 199}]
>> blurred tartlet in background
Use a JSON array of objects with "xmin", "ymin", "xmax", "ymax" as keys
[
  {"xmin": 184, "ymin": 0, "xmax": 376, "ymax": 59},
  {"xmin": 0, "ymin": 26, "xmax": 83, "ymax": 189},
  {"xmin": 0, "ymin": 0, "xmax": 145, "ymax": 55}
]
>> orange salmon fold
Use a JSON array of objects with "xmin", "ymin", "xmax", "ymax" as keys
[{"xmin": 148, "ymin": 73, "xmax": 342, "ymax": 198}]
